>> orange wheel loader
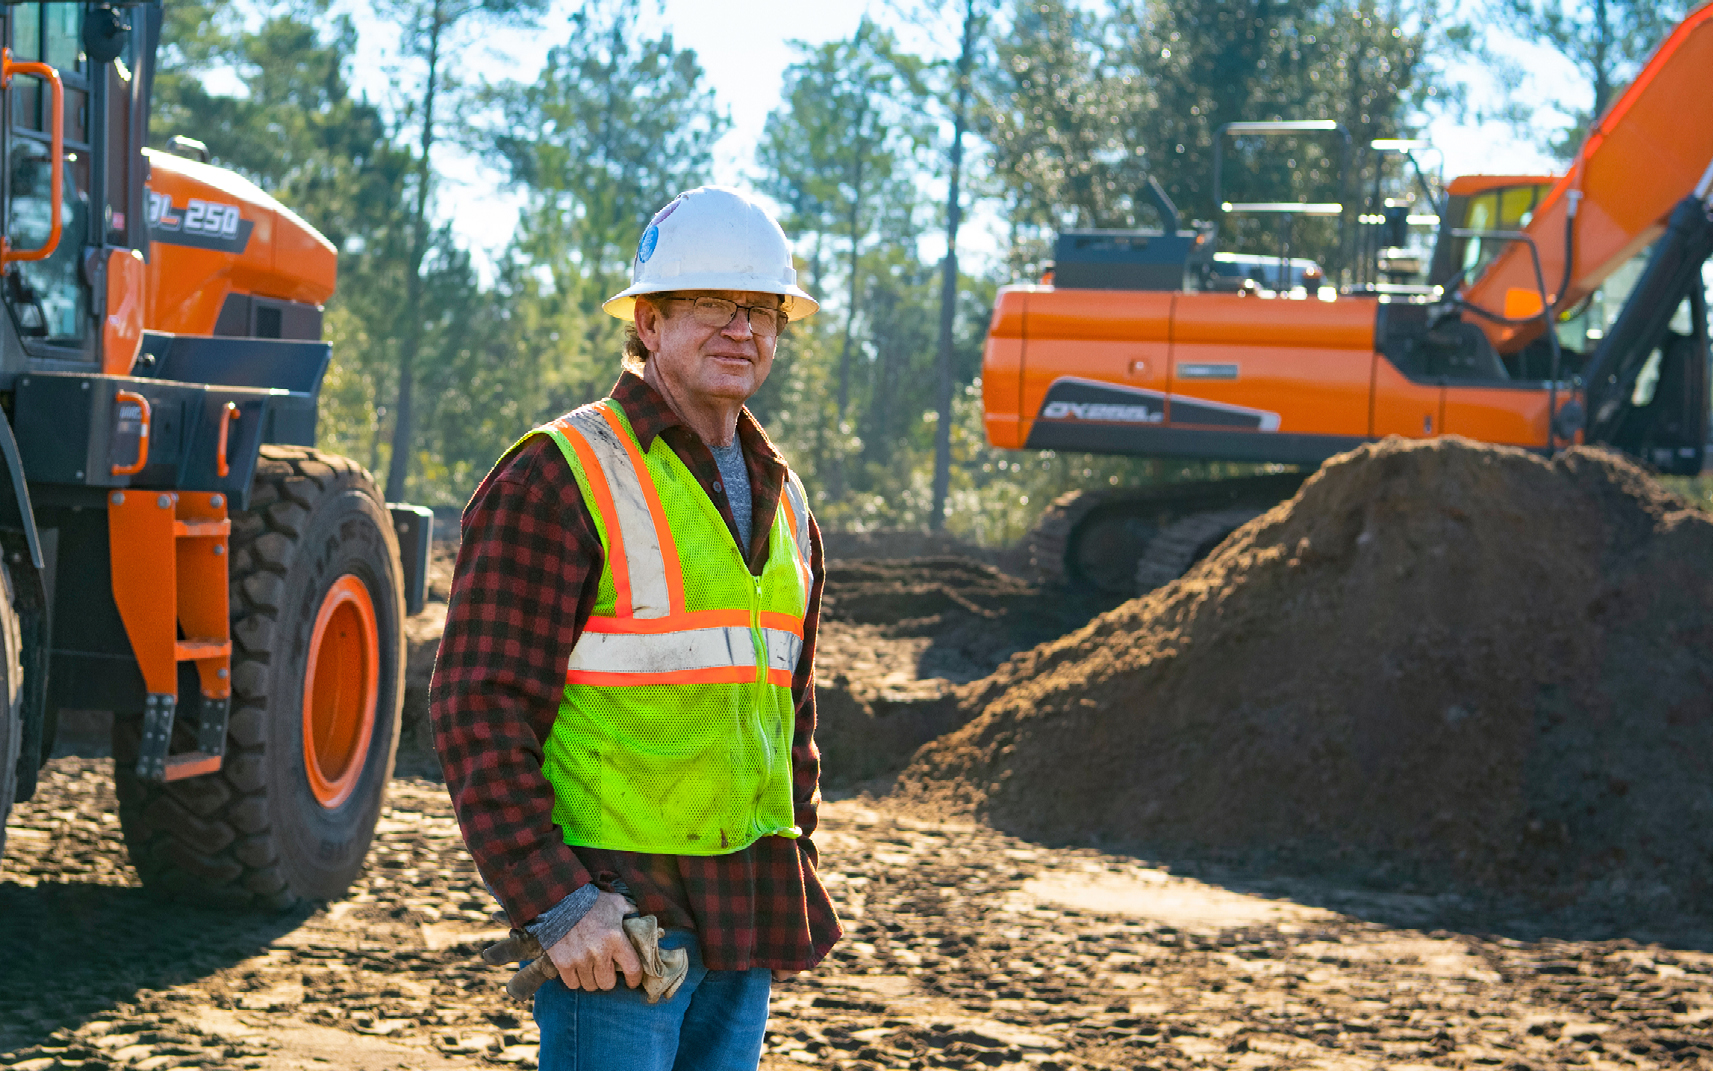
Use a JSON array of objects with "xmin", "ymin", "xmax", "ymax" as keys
[
  {"xmin": 0, "ymin": 2, "xmax": 432, "ymax": 909},
  {"xmin": 985, "ymin": 3, "xmax": 1713, "ymax": 593}
]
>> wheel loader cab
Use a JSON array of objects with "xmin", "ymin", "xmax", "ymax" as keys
[{"xmin": 1, "ymin": 3, "xmax": 128, "ymax": 364}]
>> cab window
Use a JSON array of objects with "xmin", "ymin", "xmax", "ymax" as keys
[
  {"xmin": 1450, "ymin": 184, "xmax": 1555, "ymax": 284},
  {"xmin": 5, "ymin": 3, "xmax": 94, "ymax": 350}
]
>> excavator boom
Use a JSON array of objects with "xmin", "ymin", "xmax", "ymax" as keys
[{"xmin": 1464, "ymin": 1, "xmax": 1713, "ymax": 349}]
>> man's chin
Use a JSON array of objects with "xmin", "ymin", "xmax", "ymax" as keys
[{"xmin": 698, "ymin": 367, "xmax": 760, "ymax": 399}]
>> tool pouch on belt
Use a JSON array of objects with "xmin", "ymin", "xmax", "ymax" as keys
[{"xmin": 481, "ymin": 913, "xmax": 689, "ymax": 1005}]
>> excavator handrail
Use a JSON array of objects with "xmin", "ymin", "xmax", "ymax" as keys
[
  {"xmin": 0, "ymin": 50, "xmax": 64, "ymax": 267},
  {"xmin": 1463, "ymin": 2, "xmax": 1713, "ymax": 349},
  {"xmin": 216, "ymin": 402, "xmax": 239, "ymax": 479},
  {"xmin": 110, "ymin": 391, "xmax": 152, "ymax": 477},
  {"xmin": 1213, "ymin": 121, "xmax": 1355, "ymax": 279},
  {"xmin": 1212, "ymin": 122, "xmax": 1353, "ymax": 218},
  {"xmin": 1452, "ymin": 228, "xmax": 1565, "ymax": 448}
]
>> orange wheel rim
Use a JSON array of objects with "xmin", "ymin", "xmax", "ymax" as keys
[{"xmin": 302, "ymin": 575, "xmax": 380, "ymax": 809}]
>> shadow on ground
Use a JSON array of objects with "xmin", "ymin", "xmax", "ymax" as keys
[{"xmin": 0, "ymin": 881, "xmax": 312, "ymax": 1054}]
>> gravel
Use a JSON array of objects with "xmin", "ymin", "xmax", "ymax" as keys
[{"xmin": 6, "ymin": 757, "xmax": 1713, "ymax": 1070}]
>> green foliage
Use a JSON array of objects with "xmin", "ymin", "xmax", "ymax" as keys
[
  {"xmin": 981, "ymin": 1, "xmax": 1141, "ymax": 255},
  {"xmin": 983, "ymin": 0, "xmax": 1460, "ymax": 277},
  {"xmin": 758, "ymin": 22, "xmax": 930, "ymax": 428},
  {"xmin": 1493, "ymin": 0, "xmax": 1690, "ymax": 157},
  {"xmin": 381, "ymin": 0, "xmax": 736, "ymax": 503},
  {"xmin": 1660, "ymin": 474, "xmax": 1713, "ymax": 513},
  {"xmin": 490, "ymin": 1, "xmax": 726, "ymax": 298}
]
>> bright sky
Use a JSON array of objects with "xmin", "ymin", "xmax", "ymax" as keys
[{"xmin": 344, "ymin": 0, "xmax": 1571, "ymax": 276}]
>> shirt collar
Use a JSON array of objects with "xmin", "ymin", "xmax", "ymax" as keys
[{"xmin": 609, "ymin": 368, "xmax": 787, "ymax": 474}]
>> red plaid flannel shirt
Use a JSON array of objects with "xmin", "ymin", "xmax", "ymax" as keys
[{"xmin": 429, "ymin": 370, "xmax": 842, "ymax": 971}]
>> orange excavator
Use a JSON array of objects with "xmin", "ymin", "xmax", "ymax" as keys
[
  {"xmin": 983, "ymin": 4, "xmax": 1713, "ymax": 593},
  {"xmin": 0, "ymin": 2, "xmax": 429, "ymax": 909}
]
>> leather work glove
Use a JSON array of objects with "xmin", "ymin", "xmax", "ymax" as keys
[
  {"xmin": 621, "ymin": 915, "xmax": 690, "ymax": 1004},
  {"xmin": 481, "ymin": 916, "xmax": 689, "ymax": 1005}
]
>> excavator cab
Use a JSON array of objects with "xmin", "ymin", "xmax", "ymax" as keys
[{"xmin": 1428, "ymin": 176, "xmax": 1558, "ymax": 292}]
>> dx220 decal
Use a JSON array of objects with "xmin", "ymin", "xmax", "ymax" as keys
[
  {"xmin": 146, "ymin": 189, "xmax": 255, "ymax": 253},
  {"xmin": 1037, "ymin": 377, "xmax": 1282, "ymax": 431}
]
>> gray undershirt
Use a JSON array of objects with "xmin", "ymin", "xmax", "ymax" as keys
[{"xmin": 711, "ymin": 437, "xmax": 752, "ymax": 552}]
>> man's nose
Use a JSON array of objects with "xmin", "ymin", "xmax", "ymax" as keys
[{"xmin": 721, "ymin": 310, "xmax": 756, "ymax": 340}]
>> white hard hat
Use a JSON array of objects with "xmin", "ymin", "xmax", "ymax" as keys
[{"xmin": 602, "ymin": 186, "xmax": 819, "ymax": 321}]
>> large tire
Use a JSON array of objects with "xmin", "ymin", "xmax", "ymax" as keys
[
  {"xmin": 114, "ymin": 447, "xmax": 406, "ymax": 908},
  {"xmin": 0, "ymin": 565, "xmax": 23, "ymax": 862}
]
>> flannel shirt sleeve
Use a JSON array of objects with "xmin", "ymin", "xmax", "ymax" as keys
[
  {"xmin": 791, "ymin": 508, "xmax": 827, "ymax": 870},
  {"xmin": 429, "ymin": 437, "xmax": 600, "ymax": 928}
]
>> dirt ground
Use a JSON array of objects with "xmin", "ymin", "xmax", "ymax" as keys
[
  {"xmin": 9, "ymin": 445, "xmax": 1713, "ymax": 1070},
  {"xmin": 6, "ymin": 756, "xmax": 1713, "ymax": 1071}
]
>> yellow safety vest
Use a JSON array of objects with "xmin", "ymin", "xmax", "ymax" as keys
[{"xmin": 520, "ymin": 398, "xmax": 813, "ymax": 855}]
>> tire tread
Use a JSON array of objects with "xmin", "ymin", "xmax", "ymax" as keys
[{"xmin": 113, "ymin": 446, "xmax": 398, "ymax": 908}]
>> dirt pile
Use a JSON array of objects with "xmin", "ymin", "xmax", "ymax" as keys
[
  {"xmin": 814, "ymin": 558, "xmax": 1116, "ymax": 785},
  {"xmin": 899, "ymin": 437, "xmax": 1713, "ymax": 914}
]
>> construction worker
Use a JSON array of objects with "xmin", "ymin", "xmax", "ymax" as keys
[{"xmin": 430, "ymin": 186, "xmax": 841, "ymax": 1069}]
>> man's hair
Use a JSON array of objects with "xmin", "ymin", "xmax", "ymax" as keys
[
  {"xmin": 622, "ymin": 302, "xmax": 655, "ymax": 368},
  {"xmin": 622, "ymin": 293, "xmax": 790, "ymax": 370}
]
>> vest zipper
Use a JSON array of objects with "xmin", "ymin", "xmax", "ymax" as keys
[{"xmin": 750, "ymin": 570, "xmax": 768, "ymax": 839}]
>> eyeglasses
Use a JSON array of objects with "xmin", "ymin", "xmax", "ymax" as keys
[{"xmin": 668, "ymin": 296, "xmax": 785, "ymax": 337}]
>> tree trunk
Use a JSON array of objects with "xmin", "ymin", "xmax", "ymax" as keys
[
  {"xmin": 930, "ymin": 1, "xmax": 978, "ymax": 532},
  {"xmin": 836, "ymin": 137, "xmax": 865, "ymax": 420},
  {"xmin": 1591, "ymin": 0, "xmax": 1612, "ymax": 119},
  {"xmin": 385, "ymin": 0, "xmax": 443, "ymax": 500},
  {"xmin": 835, "ymin": 19, "xmax": 873, "ymax": 424}
]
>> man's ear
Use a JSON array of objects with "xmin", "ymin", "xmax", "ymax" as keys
[{"xmin": 635, "ymin": 298, "xmax": 663, "ymax": 354}]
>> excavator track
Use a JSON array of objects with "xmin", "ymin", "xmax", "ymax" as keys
[
  {"xmin": 1021, "ymin": 472, "xmax": 1308, "ymax": 595},
  {"xmin": 1133, "ymin": 507, "xmax": 1268, "ymax": 592}
]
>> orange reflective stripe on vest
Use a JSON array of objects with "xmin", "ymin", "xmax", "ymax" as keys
[{"xmin": 555, "ymin": 403, "xmax": 677, "ymax": 618}]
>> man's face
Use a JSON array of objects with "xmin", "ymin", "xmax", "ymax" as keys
[{"xmin": 636, "ymin": 290, "xmax": 781, "ymax": 406}]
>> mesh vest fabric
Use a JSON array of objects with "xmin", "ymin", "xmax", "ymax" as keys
[{"xmin": 514, "ymin": 399, "xmax": 814, "ymax": 856}]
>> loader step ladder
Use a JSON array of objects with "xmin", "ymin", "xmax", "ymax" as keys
[{"xmin": 109, "ymin": 489, "xmax": 233, "ymax": 782}]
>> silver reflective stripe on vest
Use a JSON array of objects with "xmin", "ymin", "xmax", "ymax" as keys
[
  {"xmin": 568, "ymin": 626, "xmax": 756, "ymax": 675},
  {"xmin": 565, "ymin": 404, "xmax": 671, "ymax": 618},
  {"xmin": 782, "ymin": 469, "xmax": 812, "ymax": 590},
  {"xmin": 764, "ymin": 628, "xmax": 803, "ymax": 675}
]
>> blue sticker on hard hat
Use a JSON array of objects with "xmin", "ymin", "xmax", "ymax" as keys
[{"xmin": 638, "ymin": 223, "xmax": 660, "ymax": 264}]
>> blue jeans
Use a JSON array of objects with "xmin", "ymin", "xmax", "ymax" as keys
[{"xmin": 532, "ymin": 929, "xmax": 772, "ymax": 1071}]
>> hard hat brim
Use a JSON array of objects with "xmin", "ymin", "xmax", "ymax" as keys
[{"xmin": 602, "ymin": 275, "xmax": 820, "ymax": 322}]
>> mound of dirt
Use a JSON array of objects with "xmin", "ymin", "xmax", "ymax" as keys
[
  {"xmin": 898, "ymin": 437, "xmax": 1713, "ymax": 914},
  {"xmin": 814, "ymin": 558, "xmax": 1117, "ymax": 785},
  {"xmin": 820, "ymin": 558, "xmax": 1102, "ymax": 682}
]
